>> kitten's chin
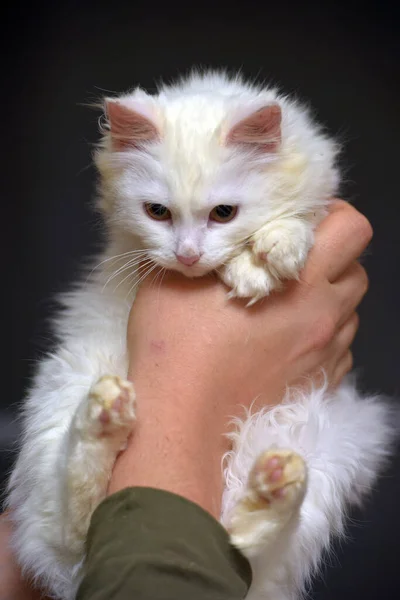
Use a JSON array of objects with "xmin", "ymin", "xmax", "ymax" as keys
[{"xmin": 172, "ymin": 263, "xmax": 211, "ymax": 278}]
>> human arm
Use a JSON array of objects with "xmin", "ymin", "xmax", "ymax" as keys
[{"xmin": 77, "ymin": 201, "xmax": 371, "ymax": 600}]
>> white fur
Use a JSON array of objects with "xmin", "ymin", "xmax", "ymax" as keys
[
  {"xmin": 6, "ymin": 71, "xmax": 394, "ymax": 599},
  {"xmin": 223, "ymin": 381, "xmax": 393, "ymax": 599}
]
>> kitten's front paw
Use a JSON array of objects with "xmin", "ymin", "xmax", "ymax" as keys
[
  {"xmin": 221, "ymin": 250, "xmax": 280, "ymax": 304},
  {"xmin": 248, "ymin": 449, "xmax": 307, "ymax": 512},
  {"xmin": 83, "ymin": 375, "xmax": 136, "ymax": 440},
  {"xmin": 251, "ymin": 221, "xmax": 313, "ymax": 280}
]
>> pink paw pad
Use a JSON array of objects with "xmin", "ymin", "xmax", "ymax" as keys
[
  {"xmin": 249, "ymin": 449, "xmax": 307, "ymax": 509},
  {"xmin": 99, "ymin": 409, "xmax": 111, "ymax": 425},
  {"xmin": 262, "ymin": 456, "xmax": 284, "ymax": 483},
  {"xmin": 89, "ymin": 376, "xmax": 136, "ymax": 436}
]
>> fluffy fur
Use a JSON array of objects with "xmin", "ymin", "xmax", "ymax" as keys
[
  {"xmin": 223, "ymin": 381, "xmax": 393, "ymax": 599},
  {"xmin": 6, "ymin": 71, "xmax": 394, "ymax": 600}
]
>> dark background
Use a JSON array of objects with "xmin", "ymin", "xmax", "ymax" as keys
[{"xmin": 6, "ymin": 1, "xmax": 400, "ymax": 598}]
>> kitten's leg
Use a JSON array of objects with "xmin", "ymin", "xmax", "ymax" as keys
[
  {"xmin": 221, "ymin": 218, "xmax": 314, "ymax": 301},
  {"xmin": 228, "ymin": 449, "xmax": 307, "ymax": 559},
  {"xmin": 62, "ymin": 375, "xmax": 136, "ymax": 552},
  {"xmin": 224, "ymin": 383, "xmax": 394, "ymax": 600}
]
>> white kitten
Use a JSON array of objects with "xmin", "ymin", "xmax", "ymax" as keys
[{"xmin": 6, "ymin": 71, "xmax": 394, "ymax": 600}]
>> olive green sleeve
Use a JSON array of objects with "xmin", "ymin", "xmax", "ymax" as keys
[{"xmin": 76, "ymin": 487, "xmax": 252, "ymax": 600}]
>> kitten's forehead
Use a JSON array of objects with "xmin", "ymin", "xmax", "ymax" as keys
[
  {"xmin": 162, "ymin": 95, "xmax": 228, "ymax": 140},
  {"xmin": 159, "ymin": 96, "xmax": 231, "ymax": 209}
]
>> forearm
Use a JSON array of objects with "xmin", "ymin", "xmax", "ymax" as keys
[
  {"xmin": 108, "ymin": 273, "xmax": 239, "ymax": 516},
  {"xmin": 108, "ymin": 312, "xmax": 230, "ymax": 518}
]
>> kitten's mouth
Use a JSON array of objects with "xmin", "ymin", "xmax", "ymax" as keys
[
  {"xmin": 173, "ymin": 262, "xmax": 210, "ymax": 278},
  {"xmin": 150, "ymin": 255, "xmax": 215, "ymax": 278}
]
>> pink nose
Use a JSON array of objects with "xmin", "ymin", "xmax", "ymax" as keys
[{"xmin": 177, "ymin": 254, "xmax": 200, "ymax": 266}]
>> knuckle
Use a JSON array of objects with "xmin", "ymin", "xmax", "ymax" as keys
[
  {"xmin": 359, "ymin": 265, "xmax": 370, "ymax": 295},
  {"xmin": 353, "ymin": 211, "xmax": 373, "ymax": 246},
  {"xmin": 334, "ymin": 351, "xmax": 353, "ymax": 387},
  {"xmin": 351, "ymin": 262, "xmax": 369, "ymax": 296},
  {"xmin": 312, "ymin": 314, "xmax": 336, "ymax": 350},
  {"xmin": 351, "ymin": 312, "xmax": 360, "ymax": 331},
  {"xmin": 342, "ymin": 314, "xmax": 359, "ymax": 349},
  {"xmin": 343, "ymin": 313, "xmax": 359, "ymax": 345},
  {"xmin": 345, "ymin": 350, "xmax": 354, "ymax": 373}
]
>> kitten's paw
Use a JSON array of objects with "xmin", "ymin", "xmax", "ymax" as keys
[
  {"xmin": 248, "ymin": 449, "xmax": 307, "ymax": 512},
  {"xmin": 221, "ymin": 250, "xmax": 279, "ymax": 302},
  {"xmin": 84, "ymin": 376, "xmax": 136, "ymax": 439},
  {"xmin": 251, "ymin": 221, "xmax": 313, "ymax": 280},
  {"xmin": 227, "ymin": 449, "xmax": 307, "ymax": 555}
]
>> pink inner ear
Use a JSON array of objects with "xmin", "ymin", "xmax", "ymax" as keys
[
  {"xmin": 106, "ymin": 100, "xmax": 159, "ymax": 151},
  {"xmin": 227, "ymin": 104, "xmax": 282, "ymax": 152}
]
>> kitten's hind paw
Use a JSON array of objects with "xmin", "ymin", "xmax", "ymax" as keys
[
  {"xmin": 248, "ymin": 449, "xmax": 307, "ymax": 512},
  {"xmin": 227, "ymin": 449, "xmax": 307, "ymax": 556},
  {"xmin": 79, "ymin": 375, "xmax": 136, "ymax": 441}
]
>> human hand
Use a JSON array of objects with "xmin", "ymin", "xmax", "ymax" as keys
[
  {"xmin": 129, "ymin": 201, "xmax": 369, "ymax": 410},
  {"xmin": 109, "ymin": 200, "xmax": 372, "ymax": 516}
]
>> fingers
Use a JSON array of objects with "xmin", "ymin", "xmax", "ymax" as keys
[
  {"xmin": 333, "ymin": 312, "xmax": 359, "ymax": 355},
  {"xmin": 324, "ymin": 312, "xmax": 358, "ymax": 387},
  {"xmin": 333, "ymin": 262, "xmax": 369, "ymax": 327},
  {"xmin": 297, "ymin": 310, "xmax": 359, "ymax": 392},
  {"xmin": 330, "ymin": 350, "xmax": 353, "ymax": 388},
  {"xmin": 307, "ymin": 200, "xmax": 373, "ymax": 283}
]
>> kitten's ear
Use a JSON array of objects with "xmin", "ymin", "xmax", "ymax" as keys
[
  {"xmin": 226, "ymin": 104, "xmax": 281, "ymax": 152},
  {"xmin": 105, "ymin": 99, "xmax": 159, "ymax": 151}
]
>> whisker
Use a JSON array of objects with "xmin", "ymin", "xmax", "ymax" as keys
[
  {"xmin": 89, "ymin": 249, "xmax": 151, "ymax": 277},
  {"xmin": 95, "ymin": 249, "xmax": 150, "ymax": 267},
  {"xmin": 135, "ymin": 259, "xmax": 157, "ymax": 276},
  {"xmin": 112, "ymin": 259, "xmax": 154, "ymax": 294},
  {"xmin": 135, "ymin": 263, "xmax": 158, "ymax": 287},
  {"xmin": 156, "ymin": 268, "xmax": 167, "ymax": 303},
  {"xmin": 102, "ymin": 257, "xmax": 152, "ymax": 291},
  {"xmin": 115, "ymin": 270, "xmax": 139, "ymax": 295},
  {"xmin": 150, "ymin": 267, "xmax": 165, "ymax": 290},
  {"xmin": 125, "ymin": 262, "xmax": 159, "ymax": 300},
  {"xmin": 105, "ymin": 256, "xmax": 148, "ymax": 281},
  {"xmin": 136, "ymin": 263, "xmax": 159, "ymax": 286}
]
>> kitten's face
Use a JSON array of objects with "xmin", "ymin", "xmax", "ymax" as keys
[
  {"xmin": 98, "ymin": 95, "xmax": 282, "ymax": 276},
  {"xmin": 107, "ymin": 149, "xmax": 275, "ymax": 278}
]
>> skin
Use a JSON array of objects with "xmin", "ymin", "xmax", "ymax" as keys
[{"xmin": 1, "ymin": 200, "xmax": 372, "ymax": 599}]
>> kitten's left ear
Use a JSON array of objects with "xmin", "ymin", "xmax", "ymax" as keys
[
  {"xmin": 226, "ymin": 104, "xmax": 281, "ymax": 152},
  {"xmin": 105, "ymin": 99, "xmax": 160, "ymax": 151}
]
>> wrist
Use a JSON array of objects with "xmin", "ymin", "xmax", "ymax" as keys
[{"xmin": 108, "ymin": 357, "xmax": 228, "ymax": 518}]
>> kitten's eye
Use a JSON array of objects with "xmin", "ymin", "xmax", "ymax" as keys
[
  {"xmin": 144, "ymin": 203, "xmax": 171, "ymax": 221},
  {"xmin": 209, "ymin": 205, "xmax": 238, "ymax": 223}
]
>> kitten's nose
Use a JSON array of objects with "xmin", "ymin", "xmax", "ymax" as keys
[{"xmin": 176, "ymin": 254, "xmax": 200, "ymax": 266}]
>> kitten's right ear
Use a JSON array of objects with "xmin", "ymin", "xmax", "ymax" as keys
[
  {"xmin": 226, "ymin": 104, "xmax": 281, "ymax": 153},
  {"xmin": 105, "ymin": 99, "xmax": 160, "ymax": 151}
]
